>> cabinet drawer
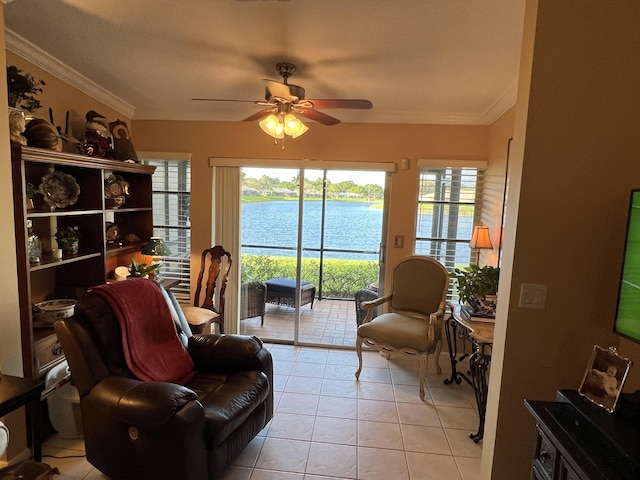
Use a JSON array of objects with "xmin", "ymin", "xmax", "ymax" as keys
[
  {"xmin": 35, "ymin": 333, "xmax": 65, "ymax": 375},
  {"xmin": 559, "ymin": 458, "xmax": 581, "ymax": 480},
  {"xmin": 533, "ymin": 427, "xmax": 557, "ymax": 480}
]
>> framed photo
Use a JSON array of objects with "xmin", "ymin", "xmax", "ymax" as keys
[{"xmin": 578, "ymin": 345, "xmax": 632, "ymax": 413}]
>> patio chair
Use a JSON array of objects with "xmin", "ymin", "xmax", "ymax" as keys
[
  {"xmin": 240, "ymin": 281, "xmax": 267, "ymax": 325},
  {"xmin": 355, "ymin": 255, "xmax": 449, "ymax": 400}
]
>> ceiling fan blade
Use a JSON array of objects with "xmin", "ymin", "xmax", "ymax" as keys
[
  {"xmin": 242, "ymin": 107, "xmax": 277, "ymax": 122},
  {"xmin": 302, "ymin": 99, "xmax": 373, "ymax": 110},
  {"xmin": 265, "ymin": 81, "xmax": 292, "ymax": 102},
  {"xmin": 296, "ymin": 108, "xmax": 341, "ymax": 126}
]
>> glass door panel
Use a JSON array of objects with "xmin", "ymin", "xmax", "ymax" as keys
[
  {"xmin": 239, "ymin": 167, "xmax": 387, "ymax": 347},
  {"xmin": 240, "ymin": 167, "xmax": 300, "ymax": 342}
]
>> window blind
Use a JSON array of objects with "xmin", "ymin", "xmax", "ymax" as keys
[
  {"xmin": 145, "ymin": 158, "xmax": 192, "ymax": 301},
  {"xmin": 414, "ymin": 167, "xmax": 484, "ymax": 274}
]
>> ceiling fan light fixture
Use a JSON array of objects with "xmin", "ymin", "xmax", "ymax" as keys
[
  {"xmin": 290, "ymin": 122, "xmax": 308, "ymax": 138},
  {"xmin": 283, "ymin": 113, "xmax": 308, "ymax": 138},
  {"xmin": 259, "ymin": 114, "xmax": 284, "ymax": 138}
]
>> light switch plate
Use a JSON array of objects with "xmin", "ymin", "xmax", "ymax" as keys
[{"xmin": 519, "ymin": 283, "xmax": 547, "ymax": 309}]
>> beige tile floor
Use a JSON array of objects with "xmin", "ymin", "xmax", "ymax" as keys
[{"xmin": 40, "ymin": 344, "xmax": 482, "ymax": 480}]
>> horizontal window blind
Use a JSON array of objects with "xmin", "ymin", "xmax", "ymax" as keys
[
  {"xmin": 415, "ymin": 167, "xmax": 484, "ymax": 277},
  {"xmin": 145, "ymin": 158, "xmax": 192, "ymax": 301}
]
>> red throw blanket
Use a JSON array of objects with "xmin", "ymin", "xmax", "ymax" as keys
[{"xmin": 91, "ymin": 278, "xmax": 195, "ymax": 384}]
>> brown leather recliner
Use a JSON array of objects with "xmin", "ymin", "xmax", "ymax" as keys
[{"xmin": 54, "ymin": 282, "xmax": 273, "ymax": 480}]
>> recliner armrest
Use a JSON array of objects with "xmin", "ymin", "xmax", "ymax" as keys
[
  {"xmin": 188, "ymin": 334, "xmax": 273, "ymax": 374},
  {"xmin": 89, "ymin": 376, "xmax": 200, "ymax": 429}
]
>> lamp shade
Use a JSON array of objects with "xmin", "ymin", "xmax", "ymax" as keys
[
  {"xmin": 469, "ymin": 225, "xmax": 492, "ymax": 250},
  {"xmin": 141, "ymin": 237, "xmax": 172, "ymax": 256}
]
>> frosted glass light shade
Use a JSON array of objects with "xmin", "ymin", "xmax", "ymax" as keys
[
  {"xmin": 283, "ymin": 114, "xmax": 308, "ymax": 138},
  {"xmin": 259, "ymin": 114, "xmax": 284, "ymax": 139}
]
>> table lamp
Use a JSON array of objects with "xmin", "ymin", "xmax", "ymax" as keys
[
  {"xmin": 469, "ymin": 224, "xmax": 492, "ymax": 265},
  {"xmin": 141, "ymin": 236, "xmax": 172, "ymax": 282}
]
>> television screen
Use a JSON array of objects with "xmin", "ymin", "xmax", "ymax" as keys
[{"xmin": 615, "ymin": 190, "xmax": 640, "ymax": 342}]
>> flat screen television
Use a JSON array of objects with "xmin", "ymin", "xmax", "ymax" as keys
[{"xmin": 615, "ymin": 189, "xmax": 640, "ymax": 343}]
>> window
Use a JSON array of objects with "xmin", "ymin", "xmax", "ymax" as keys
[
  {"xmin": 145, "ymin": 158, "xmax": 191, "ymax": 301},
  {"xmin": 415, "ymin": 167, "xmax": 484, "ymax": 274}
]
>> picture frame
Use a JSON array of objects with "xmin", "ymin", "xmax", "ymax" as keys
[{"xmin": 578, "ymin": 345, "xmax": 632, "ymax": 413}]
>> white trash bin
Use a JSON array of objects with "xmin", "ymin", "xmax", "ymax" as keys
[{"xmin": 45, "ymin": 361, "xmax": 83, "ymax": 439}]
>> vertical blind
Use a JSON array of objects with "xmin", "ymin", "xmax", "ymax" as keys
[
  {"xmin": 414, "ymin": 167, "xmax": 484, "ymax": 274},
  {"xmin": 145, "ymin": 158, "xmax": 192, "ymax": 301}
]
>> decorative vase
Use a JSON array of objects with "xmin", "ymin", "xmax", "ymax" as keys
[
  {"xmin": 467, "ymin": 294, "xmax": 498, "ymax": 318},
  {"xmin": 62, "ymin": 240, "xmax": 79, "ymax": 256}
]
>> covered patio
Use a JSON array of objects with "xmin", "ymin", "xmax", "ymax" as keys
[{"xmin": 240, "ymin": 298, "xmax": 359, "ymax": 347}]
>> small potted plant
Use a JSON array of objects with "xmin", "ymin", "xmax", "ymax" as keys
[
  {"xmin": 55, "ymin": 226, "xmax": 80, "ymax": 255},
  {"xmin": 7, "ymin": 65, "xmax": 45, "ymax": 112},
  {"xmin": 128, "ymin": 257, "xmax": 159, "ymax": 278},
  {"xmin": 26, "ymin": 182, "xmax": 39, "ymax": 210},
  {"xmin": 450, "ymin": 265, "xmax": 500, "ymax": 317}
]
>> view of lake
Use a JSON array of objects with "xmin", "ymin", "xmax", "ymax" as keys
[
  {"xmin": 241, "ymin": 200, "xmax": 474, "ymax": 264},
  {"xmin": 241, "ymin": 200, "xmax": 382, "ymax": 260}
]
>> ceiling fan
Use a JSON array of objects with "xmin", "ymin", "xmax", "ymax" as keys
[{"xmin": 192, "ymin": 62, "xmax": 373, "ymax": 126}]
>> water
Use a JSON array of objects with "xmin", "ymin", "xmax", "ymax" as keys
[
  {"xmin": 241, "ymin": 200, "xmax": 382, "ymax": 260},
  {"xmin": 241, "ymin": 200, "xmax": 473, "ymax": 264}
]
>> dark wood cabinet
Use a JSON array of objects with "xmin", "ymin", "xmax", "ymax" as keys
[
  {"xmin": 12, "ymin": 145, "xmax": 155, "ymax": 379},
  {"xmin": 525, "ymin": 390, "xmax": 640, "ymax": 480}
]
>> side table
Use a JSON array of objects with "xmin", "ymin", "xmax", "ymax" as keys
[
  {"xmin": 0, "ymin": 374, "xmax": 45, "ymax": 461},
  {"xmin": 443, "ymin": 302, "xmax": 494, "ymax": 443}
]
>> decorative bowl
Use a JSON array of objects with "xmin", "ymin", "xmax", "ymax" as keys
[
  {"xmin": 39, "ymin": 171, "xmax": 81, "ymax": 209},
  {"xmin": 33, "ymin": 299, "xmax": 76, "ymax": 324}
]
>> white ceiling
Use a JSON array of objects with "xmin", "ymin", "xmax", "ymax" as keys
[{"xmin": 4, "ymin": 0, "xmax": 526, "ymax": 125}]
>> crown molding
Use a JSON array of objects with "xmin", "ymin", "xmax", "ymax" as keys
[
  {"xmin": 5, "ymin": 28, "xmax": 135, "ymax": 118},
  {"xmin": 482, "ymin": 78, "xmax": 518, "ymax": 124}
]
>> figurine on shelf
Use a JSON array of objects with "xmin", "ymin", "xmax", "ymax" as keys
[
  {"xmin": 82, "ymin": 110, "xmax": 114, "ymax": 158},
  {"xmin": 109, "ymin": 119, "xmax": 138, "ymax": 162},
  {"xmin": 9, "ymin": 109, "xmax": 27, "ymax": 145},
  {"xmin": 84, "ymin": 110, "xmax": 108, "ymax": 132}
]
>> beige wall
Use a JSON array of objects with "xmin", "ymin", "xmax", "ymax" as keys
[{"xmin": 483, "ymin": 2, "xmax": 640, "ymax": 478}]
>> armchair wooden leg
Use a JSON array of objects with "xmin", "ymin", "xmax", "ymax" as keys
[
  {"xmin": 433, "ymin": 338, "xmax": 442, "ymax": 374},
  {"xmin": 418, "ymin": 355, "xmax": 428, "ymax": 401},
  {"xmin": 355, "ymin": 338, "xmax": 363, "ymax": 379}
]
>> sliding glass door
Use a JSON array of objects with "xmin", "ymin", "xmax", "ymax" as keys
[{"xmin": 239, "ymin": 167, "xmax": 387, "ymax": 346}]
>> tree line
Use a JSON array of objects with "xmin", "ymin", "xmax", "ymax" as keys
[{"xmin": 242, "ymin": 173, "xmax": 384, "ymax": 201}]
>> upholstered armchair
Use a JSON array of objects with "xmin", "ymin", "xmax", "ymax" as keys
[
  {"xmin": 54, "ymin": 279, "xmax": 273, "ymax": 480},
  {"xmin": 355, "ymin": 255, "xmax": 449, "ymax": 400}
]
